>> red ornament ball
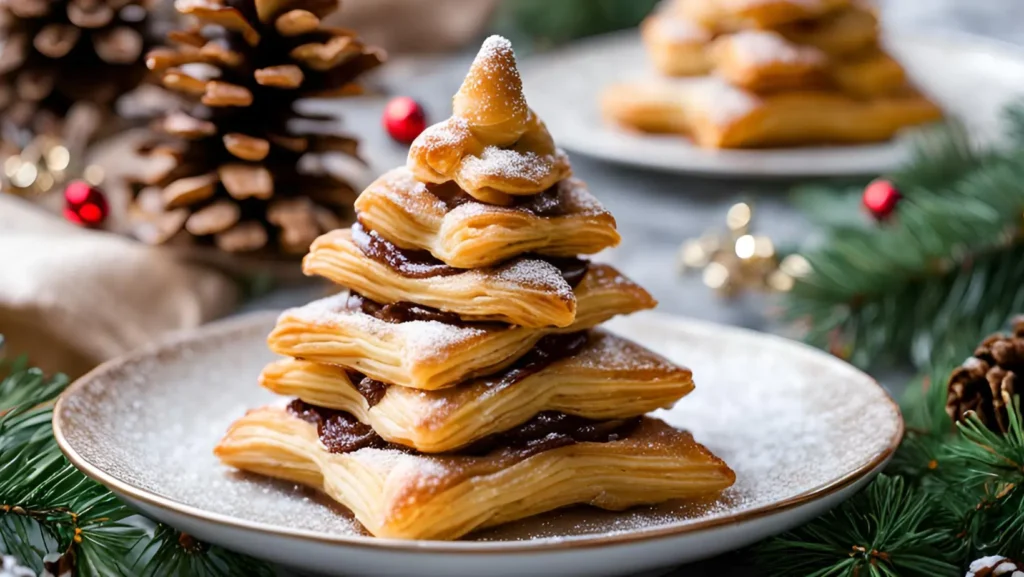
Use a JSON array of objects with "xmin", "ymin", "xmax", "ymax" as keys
[
  {"xmin": 862, "ymin": 178, "xmax": 901, "ymax": 221},
  {"xmin": 63, "ymin": 181, "xmax": 109, "ymax": 228},
  {"xmin": 383, "ymin": 96, "xmax": 427, "ymax": 144}
]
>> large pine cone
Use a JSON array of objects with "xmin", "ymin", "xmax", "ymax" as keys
[
  {"xmin": 946, "ymin": 317, "xmax": 1024, "ymax": 433},
  {"xmin": 129, "ymin": 0, "xmax": 384, "ymax": 255},
  {"xmin": 0, "ymin": 0, "xmax": 154, "ymax": 142}
]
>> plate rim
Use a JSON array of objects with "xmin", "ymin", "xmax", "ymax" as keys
[
  {"xmin": 53, "ymin": 310, "xmax": 903, "ymax": 554},
  {"xmin": 522, "ymin": 28, "xmax": 1024, "ymax": 177}
]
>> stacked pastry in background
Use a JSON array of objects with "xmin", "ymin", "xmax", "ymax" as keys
[
  {"xmin": 602, "ymin": 0, "xmax": 943, "ymax": 148},
  {"xmin": 216, "ymin": 36, "xmax": 735, "ymax": 541}
]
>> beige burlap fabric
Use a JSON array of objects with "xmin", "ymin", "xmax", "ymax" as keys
[{"xmin": 0, "ymin": 195, "xmax": 238, "ymax": 377}]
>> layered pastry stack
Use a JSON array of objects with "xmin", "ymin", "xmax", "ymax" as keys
[
  {"xmin": 216, "ymin": 36, "xmax": 735, "ymax": 541},
  {"xmin": 602, "ymin": 0, "xmax": 943, "ymax": 148}
]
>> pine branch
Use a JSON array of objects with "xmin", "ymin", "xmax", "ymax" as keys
[
  {"xmin": 0, "ymin": 338, "xmax": 272, "ymax": 576},
  {"xmin": 784, "ymin": 103, "xmax": 1024, "ymax": 369},
  {"xmin": 757, "ymin": 474, "xmax": 963, "ymax": 576},
  {"xmin": 943, "ymin": 401, "xmax": 1024, "ymax": 556},
  {"xmin": 132, "ymin": 525, "xmax": 273, "ymax": 577},
  {"xmin": 888, "ymin": 330, "xmax": 981, "ymax": 483}
]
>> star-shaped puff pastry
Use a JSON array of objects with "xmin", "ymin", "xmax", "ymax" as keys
[{"xmin": 407, "ymin": 35, "xmax": 571, "ymax": 206}]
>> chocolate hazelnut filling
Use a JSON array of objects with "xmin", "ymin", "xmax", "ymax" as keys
[
  {"xmin": 427, "ymin": 180, "xmax": 568, "ymax": 217},
  {"xmin": 351, "ymin": 221, "xmax": 461, "ymax": 278},
  {"xmin": 343, "ymin": 330, "xmax": 590, "ymax": 409},
  {"xmin": 287, "ymin": 399, "xmax": 639, "ymax": 458},
  {"xmin": 344, "ymin": 292, "xmax": 468, "ymax": 326},
  {"xmin": 351, "ymin": 221, "xmax": 589, "ymax": 286}
]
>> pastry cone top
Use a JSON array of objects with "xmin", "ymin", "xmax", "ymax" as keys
[
  {"xmin": 260, "ymin": 330, "xmax": 695, "ymax": 452},
  {"xmin": 215, "ymin": 406, "xmax": 735, "ymax": 540},
  {"xmin": 408, "ymin": 36, "xmax": 572, "ymax": 205},
  {"xmin": 452, "ymin": 34, "xmax": 530, "ymax": 147},
  {"xmin": 354, "ymin": 167, "xmax": 620, "ymax": 268}
]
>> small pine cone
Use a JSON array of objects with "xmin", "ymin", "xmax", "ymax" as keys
[
  {"xmin": 966, "ymin": 555, "xmax": 1024, "ymax": 577},
  {"xmin": 946, "ymin": 317, "xmax": 1024, "ymax": 433}
]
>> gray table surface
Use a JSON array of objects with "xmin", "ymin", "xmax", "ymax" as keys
[{"xmin": 244, "ymin": 1, "xmax": 1024, "ymax": 574}]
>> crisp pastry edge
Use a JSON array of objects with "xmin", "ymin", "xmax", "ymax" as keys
[
  {"xmin": 214, "ymin": 406, "xmax": 736, "ymax": 540},
  {"xmin": 260, "ymin": 331, "xmax": 694, "ymax": 452}
]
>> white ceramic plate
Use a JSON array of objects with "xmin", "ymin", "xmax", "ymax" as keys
[
  {"xmin": 521, "ymin": 31, "xmax": 1024, "ymax": 177},
  {"xmin": 54, "ymin": 312, "xmax": 901, "ymax": 577}
]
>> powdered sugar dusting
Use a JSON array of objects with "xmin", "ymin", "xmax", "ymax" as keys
[
  {"xmin": 654, "ymin": 14, "xmax": 713, "ymax": 43},
  {"xmin": 678, "ymin": 77, "xmax": 761, "ymax": 127},
  {"xmin": 724, "ymin": 30, "xmax": 825, "ymax": 66},
  {"xmin": 556, "ymin": 180, "xmax": 607, "ymax": 216},
  {"xmin": 459, "ymin": 35, "xmax": 529, "ymax": 125},
  {"xmin": 495, "ymin": 258, "xmax": 573, "ymax": 298},
  {"xmin": 460, "ymin": 147, "xmax": 553, "ymax": 185},
  {"xmin": 351, "ymin": 447, "xmax": 449, "ymax": 483},
  {"xmin": 59, "ymin": 312, "xmax": 900, "ymax": 545},
  {"xmin": 573, "ymin": 331, "xmax": 680, "ymax": 373},
  {"xmin": 284, "ymin": 294, "xmax": 488, "ymax": 363},
  {"xmin": 416, "ymin": 116, "xmax": 471, "ymax": 153}
]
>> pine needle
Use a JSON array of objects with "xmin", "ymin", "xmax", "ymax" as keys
[
  {"xmin": 0, "ymin": 339, "xmax": 271, "ymax": 576},
  {"xmin": 757, "ymin": 475, "xmax": 962, "ymax": 576},
  {"xmin": 783, "ymin": 100, "xmax": 1024, "ymax": 370}
]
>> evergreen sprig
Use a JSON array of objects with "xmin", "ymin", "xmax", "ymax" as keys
[
  {"xmin": 945, "ymin": 401, "xmax": 1024, "ymax": 556},
  {"xmin": 784, "ymin": 105, "xmax": 1024, "ymax": 370},
  {"xmin": 759, "ymin": 319, "xmax": 1024, "ymax": 574},
  {"xmin": 757, "ymin": 475, "xmax": 962, "ymax": 576},
  {"xmin": 760, "ymin": 102, "xmax": 1024, "ymax": 574},
  {"xmin": 0, "ymin": 339, "xmax": 270, "ymax": 576}
]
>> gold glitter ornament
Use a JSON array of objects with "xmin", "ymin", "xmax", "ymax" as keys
[{"xmin": 678, "ymin": 202, "xmax": 807, "ymax": 297}]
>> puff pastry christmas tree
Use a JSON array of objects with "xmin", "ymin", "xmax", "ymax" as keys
[
  {"xmin": 0, "ymin": 0, "xmax": 155, "ymax": 147},
  {"xmin": 602, "ymin": 0, "xmax": 943, "ymax": 148},
  {"xmin": 216, "ymin": 36, "xmax": 734, "ymax": 540},
  {"xmin": 128, "ymin": 0, "xmax": 383, "ymax": 255}
]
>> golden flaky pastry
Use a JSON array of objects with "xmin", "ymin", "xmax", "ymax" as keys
[
  {"xmin": 642, "ymin": 3, "xmax": 878, "ymax": 79},
  {"xmin": 407, "ymin": 36, "xmax": 571, "ymax": 206},
  {"xmin": 708, "ymin": 31, "xmax": 903, "ymax": 97},
  {"xmin": 602, "ymin": 77, "xmax": 942, "ymax": 148},
  {"xmin": 260, "ymin": 331, "xmax": 693, "ymax": 453},
  {"xmin": 354, "ymin": 167, "xmax": 620, "ymax": 269},
  {"xmin": 641, "ymin": 8, "xmax": 715, "ymax": 77},
  {"xmin": 268, "ymin": 265, "xmax": 656, "ymax": 390},
  {"xmin": 774, "ymin": 4, "xmax": 878, "ymax": 57},
  {"xmin": 214, "ymin": 406, "xmax": 735, "ymax": 540},
  {"xmin": 709, "ymin": 30, "xmax": 826, "ymax": 93},
  {"xmin": 304, "ymin": 226, "xmax": 587, "ymax": 328},
  {"xmin": 681, "ymin": 0, "xmax": 851, "ymax": 29}
]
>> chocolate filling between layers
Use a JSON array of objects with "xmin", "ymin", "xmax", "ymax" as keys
[
  {"xmin": 351, "ymin": 221, "xmax": 589, "ymax": 286},
  {"xmin": 344, "ymin": 292, "xmax": 468, "ymax": 326},
  {"xmin": 427, "ymin": 180, "xmax": 567, "ymax": 217},
  {"xmin": 351, "ymin": 221, "xmax": 461, "ymax": 278},
  {"xmin": 287, "ymin": 399, "xmax": 640, "ymax": 458},
  {"xmin": 342, "ymin": 330, "xmax": 590, "ymax": 409}
]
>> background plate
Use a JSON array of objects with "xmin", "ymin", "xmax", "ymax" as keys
[
  {"xmin": 522, "ymin": 31, "xmax": 1024, "ymax": 177},
  {"xmin": 55, "ymin": 312, "xmax": 901, "ymax": 577}
]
